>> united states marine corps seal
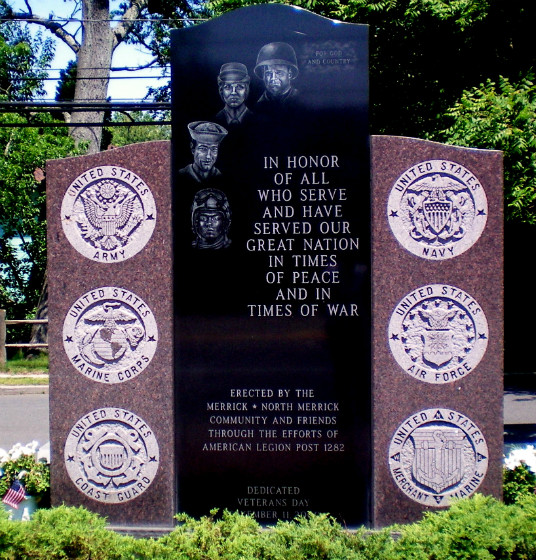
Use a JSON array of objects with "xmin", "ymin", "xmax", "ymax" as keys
[
  {"xmin": 61, "ymin": 166, "xmax": 157, "ymax": 262},
  {"xmin": 388, "ymin": 408, "xmax": 489, "ymax": 506},
  {"xmin": 387, "ymin": 160, "xmax": 488, "ymax": 260},
  {"xmin": 64, "ymin": 408, "xmax": 159, "ymax": 503},
  {"xmin": 63, "ymin": 287, "xmax": 158, "ymax": 384},
  {"xmin": 388, "ymin": 284, "xmax": 489, "ymax": 384}
]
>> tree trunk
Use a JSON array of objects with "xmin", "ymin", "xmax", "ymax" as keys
[
  {"xmin": 30, "ymin": 268, "xmax": 48, "ymax": 348},
  {"xmin": 69, "ymin": 0, "xmax": 114, "ymax": 154}
]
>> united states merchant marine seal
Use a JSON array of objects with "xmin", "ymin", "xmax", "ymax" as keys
[
  {"xmin": 387, "ymin": 160, "xmax": 488, "ymax": 260},
  {"xmin": 388, "ymin": 408, "xmax": 489, "ymax": 506},
  {"xmin": 388, "ymin": 284, "xmax": 489, "ymax": 384},
  {"xmin": 63, "ymin": 287, "xmax": 158, "ymax": 384},
  {"xmin": 61, "ymin": 166, "xmax": 157, "ymax": 262},
  {"xmin": 64, "ymin": 408, "xmax": 159, "ymax": 503}
]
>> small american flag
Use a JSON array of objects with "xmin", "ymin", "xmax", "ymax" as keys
[{"xmin": 2, "ymin": 479, "xmax": 26, "ymax": 509}]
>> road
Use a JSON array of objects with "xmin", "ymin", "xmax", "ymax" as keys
[{"xmin": 0, "ymin": 388, "xmax": 534, "ymax": 452}]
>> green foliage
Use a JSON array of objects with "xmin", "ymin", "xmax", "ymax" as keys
[
  {"xmin": 389, "ymin": 493, "xmax": 536, "ymax": 560},
  {"xmin": 106, "ymin": 111, "xmax": 171, "ymax": 147},
  {"xmin": 436, "ymin": 74, "xmax": 536, "ymax": 224},
  {"xmin": 0, "ymin": 452, "xmax": 49, "ymax": 499},
  {"xmin": 0, "ymin": 496, "xmax": 535, "ymax": 559},
  {"xmin": 503, "ymin": 463, "xmax": 536, "ymax": 505}
]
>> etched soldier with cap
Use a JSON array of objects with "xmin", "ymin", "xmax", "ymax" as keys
[
  {"xmin": 191, "ymin": 188, "xmax": 232, "ymax": 249},
  {"xmin": 179, "ymin": 121, "xmax": 228, "ymax": 185},
  {"xmin": 254, "ymin": 42, "xmax": 300, "ymax": 112},
  {"xmin": 215, "ymin": 62, "xmax": 253, "ymax": 128}
]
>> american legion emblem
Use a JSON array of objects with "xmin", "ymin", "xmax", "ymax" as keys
[
  {"xmin": 388, "ymin": 284, "xmax": 489, "ymax": 384},
  {"xmin": 63, "ymin": 287, "xmax": 158, "ymax": 384},
  {"xmin": 64, "ymin": 408, "xmax": 159, "ymax": 503},
  {"xmin": 61, "ymin": 166, "xmax": 157, "ymax": 262},
  {"xmin": 388, "ymin": 408, "xmax": 489, "ymax": 506},
  {"xmin": 387, "ymin": 160, "xmax": 488, "ymax": 260}
]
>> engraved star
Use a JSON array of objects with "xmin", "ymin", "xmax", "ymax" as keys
[
  {"xmin": 478, "ymin": 332, "xmax": 488, "ymax": 340},
  {"xmin": 146, "ymin": 214, "xmax": 154, "ymax": 220},
  {"xmin": 64, "ymin": 215, "xmax": 71, "ymax": 221},
  {"xmin": 389, "ymin": 209, "xmax": 398, "ymax": 218},
  {"xmin": 149, "ymin": 456, "xmax": 157, "ymax": 462},
  {"xmin": 252, "ymin": 404, "xmax": 257, "ymax": 409},
  {"xmin": 147, "ymin": 335, "xmax": 156, "ymax": 342},
  {"xmin": 65, "ymin": 336, "xmax": 73, "ymax": 343},
  {"xmin": 390, "ymin": 333, "xmax": 399, "ymax": 341},
  {"xmin": 477, "ymin": 208, "xmax": 486, "ymax": 216},
  {"xmin": 67, "ymin": 455, "xmax": 74, "ymax": 462}
]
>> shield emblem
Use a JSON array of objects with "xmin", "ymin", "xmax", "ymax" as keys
[
  {"xmin": 98, "ymin": 443, "xmax": 127, "ymax": 471},
  {"xmin": 423, "ymin": 328, "xmax": 453, "ymax": 367},
  {"xmin": 423, "ymin": 198, "xmax": 452, "ymax": 234},
  {"xmin": 412, "ymin": 428, "xmax": 464, "ymax": 493}
]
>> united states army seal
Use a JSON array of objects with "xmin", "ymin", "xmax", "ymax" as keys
[
  {"xmin": 387, "ymin": 160, "xmax": 488, "ymax": 260},
  {"xmin": 388, "ymin": 284, "xmax": 488, "ymax": 384},
  {"xmin": 61, "ymin": 166, "xmax": 157, "ymax": 262},
  {"xmin": 388, "ymin": 408, "xmax": 489, "ymax": 506},
  {"xmin": 63, "ymin": 287, "xmax": 158, "ymax": 384},
  {"xmin": 64, "ymin": 408, "xmax": 159, "ymax": 503}
]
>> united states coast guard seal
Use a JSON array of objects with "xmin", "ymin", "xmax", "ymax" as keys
[
  {"xmin": 64, "ymin": 408, "xmax": 159, "ymax": 503},
  {"xmin": 61, "ymin": 166, "xmax": 157, "ymax": 262},
  {"xmin": 387, "ymin": 160, "xmax": 488, "ymax": 260},
  {"xmin": 63, "ymin": 287, "xmax": 158, "ymax": 384},
  {"xmin": 388, "ymin": 408, "xmax": 489, "ymax": 506},
  {"xmin": 388, "ymin": 284, "xmax": 489, "ymax": 384}
]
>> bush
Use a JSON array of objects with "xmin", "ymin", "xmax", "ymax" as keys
[{"xmin": 0, "ymin": 495, "xmax": 535, "ymax": 558}]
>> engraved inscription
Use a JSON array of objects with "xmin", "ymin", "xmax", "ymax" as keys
[
  {"xmin": 63, "ymin": 287, "xmax": 158, "ymax": 384},
  {"xmin": 388, "ymin": 284, "xmax": 489, "ymax": 384},
  {"xmin": 64, "ymin": 408, "xmax": 159, "ymax": 503},
  {"xmin": 61, "ymin": 166, "xmax": 157, "ymax": 262},
  {"xmin": 388, "ymin": 160, "xmax": 488, "ymax": 260},
  {"xmin": 388, "ymin": 408, "xmax": 489, "ymax": 506}
]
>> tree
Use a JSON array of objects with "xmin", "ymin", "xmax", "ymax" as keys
[
  {"xmin": 0, "ymin": 21, "xmax": 81, "ymax": 328},
  {"xmin": 0, "ymin": 0, "xmax": 196, "ymax": 153}
]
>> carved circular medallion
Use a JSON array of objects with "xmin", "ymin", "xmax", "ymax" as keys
[
  {"xmin": 388, "ymin": 408, "xmax": 489, "ymax": 506},
  {"xmin": 64, "ymin": 408, "xmax": 159, "ymax": 503},
  {"xmin": 61, "ymin": 166, "xmax": 157, "ymax": 262},
  {"xmin": 387, "ymin": 160, "xmax": 488, "ymax": 260},
  {"xmin": 388, "ymin": 284, "xmax": 489, "ymax": 384},
  {"xmin": 63, "ymin": 287, "xmax": 158, "ymax": 384}
]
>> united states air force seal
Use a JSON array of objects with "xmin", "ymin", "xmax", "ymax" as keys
[
  {"xmin": 64, "ymin": 408, "xmax": 159, "ymax": 503},
  {"xmin": 388, "ymin": 284, "xmax": 489, "ymax": 384},
  {"xmin": 388, "ymin": 408, "xmax": 489, "ymax": 506},
  {"xmin": 61, "ymin": 166, "xmax": 157, "ymax": 262},
  {"xmin": 63, "ymin": 287, "xmax": 158, "ymax": 384},
  {"xmin": 387, "ymin": 160, "xmax": 488, "ymax": 260}
]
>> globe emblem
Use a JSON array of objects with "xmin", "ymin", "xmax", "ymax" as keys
[{"xmin": 92, "ymin": 327, "xmax": 128, "ymax": 362}]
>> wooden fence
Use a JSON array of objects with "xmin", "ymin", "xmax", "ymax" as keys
[{"xmin": 0, "ymin": 309, "xmax": 48, "ymax": 369}]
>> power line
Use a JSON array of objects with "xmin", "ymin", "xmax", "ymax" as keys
[{"xmin": 0, "ymin": 16, "xmax": 208, "ymax": 23}]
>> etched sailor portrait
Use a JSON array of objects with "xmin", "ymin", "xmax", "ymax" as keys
[
  {"xmin": 178, "ymin": 121, "xmax": 228, "ymax": 186},
  {"xmin": 63, "ymin": 287, "xmax": 158, "ymax": 384},
  {"xmin": 214, "ymin": 62, "xmax": 253, "ymax": 128},
  {"xmin": 61, "ymin": 166, "xmax": 157, "ymax": 262},
  {"xmin": 388, "ymin": 408, "xmax": 489, "ymax": 506},
  {"xmin": 388, "ymin": 284, "xmax": 489, "ymax": 384},
  {"xmin": 387, "ymin": 160, "xmax": 488, "ymax": 260},
  {"xmin": 64, "ymin": 407, "xmax": 159, "ymax": 503},
  {"xmin": 254, "ymin": 42, "xmax": 300, "ymax": 113},
  {"xmin": 191, "ymin": 188, "xmax": 231, "ymax": 249}
]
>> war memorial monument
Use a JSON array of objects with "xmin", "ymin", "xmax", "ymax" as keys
[{"xmin": 46, "ymin": 4, "xmax": 503, "ymax": 532}]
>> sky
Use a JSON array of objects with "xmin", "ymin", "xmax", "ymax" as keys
[{"xmin": 10, "ymin": 0, "xmax": 169, "ymax": 101}]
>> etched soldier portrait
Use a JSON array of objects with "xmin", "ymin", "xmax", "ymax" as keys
[
  {"xmin": 215, "ymin": 62, "xmax": 253, "ymax": 128},
  {"xmin": 179, "ymin": 121, "xmax": 228, "ymax": 185},
  {"xmin": 254, "ymin": 42, "xmax": 300, "ymax": 112},
  {"xmin": 191, "ymin": 188, "xmax": 232, "ymax": 249}
]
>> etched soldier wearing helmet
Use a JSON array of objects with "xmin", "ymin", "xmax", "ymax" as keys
[
  {"xmin": 191, "ymin": 188, "xmax": 232, "ymax": 249},
  {"xmin": 254, "ymin": 42, "xmax": 300, "ymax": 112}
]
